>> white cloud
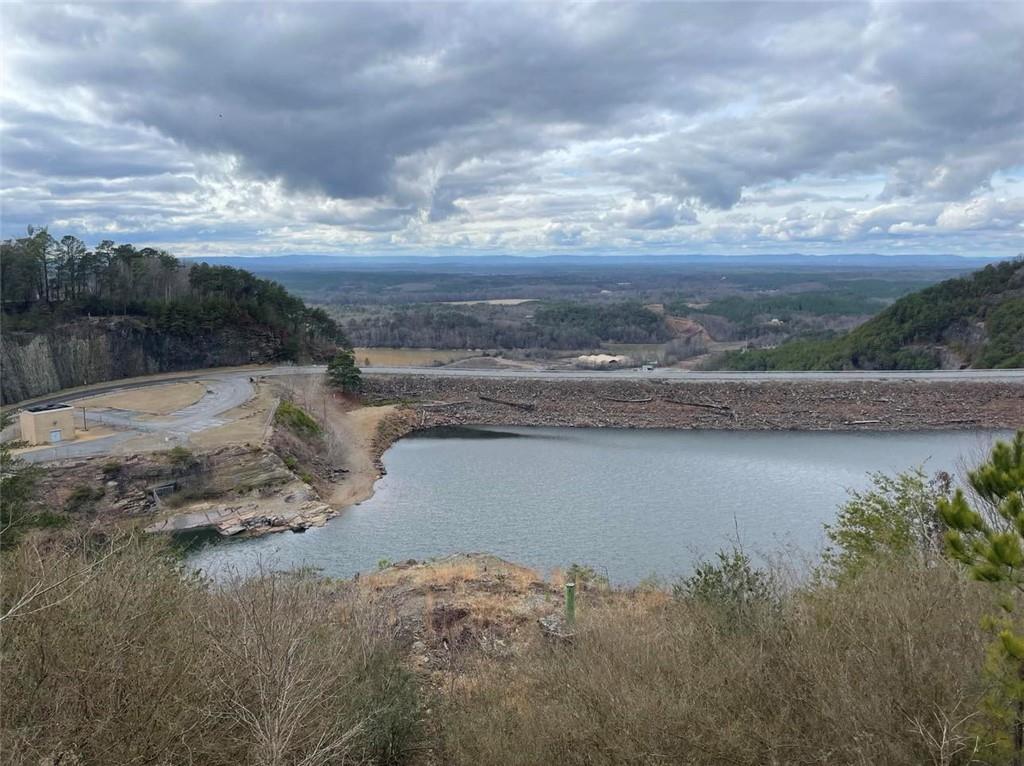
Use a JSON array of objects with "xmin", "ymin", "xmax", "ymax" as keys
[{"xmin": 1, "ymin": 1, "xmax": 1022, "ymax": 256}]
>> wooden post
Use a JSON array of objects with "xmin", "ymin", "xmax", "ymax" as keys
[
  {"xmin": 82, "ymin": 407, "xmax": 88, "ymax": 432},
  {"xmin": 565, "ymin": 582, "xmax": 576, "ymax": 625}
]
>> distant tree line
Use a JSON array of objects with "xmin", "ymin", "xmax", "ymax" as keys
[
  {"xmin": 1, "ymin": 227, "xmax": 346, "ymax": 356},
  {"xmin": 342, "ymin": 301, "xmax": 670, "ymax": 350}
]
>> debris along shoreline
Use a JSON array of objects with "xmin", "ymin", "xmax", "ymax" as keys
[
  {"xmin": 364, "ymin": 374, "xmax": 1024, "ymax": 432},
  {"xmin": 46, "ymin": 376, "xmax": 1016, "ymax": 544}
]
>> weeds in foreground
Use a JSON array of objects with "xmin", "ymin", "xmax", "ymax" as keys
[
  {"xmin": 442, "ymin": 562, "xmax": 992, "ymax": 765},
  {"xmin": 0, "ymin": 535, "xmax": 419, "ymax": 766},
  {"xmin": 5, "ymin": 433, "xmax": 1024, "ymax": 765}
]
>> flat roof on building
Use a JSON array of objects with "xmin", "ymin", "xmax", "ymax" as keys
[{"xmin": 25, "ymin": 403, "xmax": 72, "ymax": 413}]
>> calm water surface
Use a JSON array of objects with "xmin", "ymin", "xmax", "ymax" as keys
[{"xmin": 186, "ymin": 427, "xmax": 1010, "ymax": 583}]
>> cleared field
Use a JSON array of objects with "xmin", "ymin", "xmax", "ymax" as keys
[
  {"xmin": 601, "ymin": 343, "xmax": 663, "ymax": 357},
  {"xmin": 75, "ymin": 381, "xmax": 208, "ymax": 414},
  {"xmin": 440, "ymin": 298, "xmax": 538, "ymax": 306},
  {"xmin": 353, "ymin": 347, "xmax": 482, "ymax": 367}
]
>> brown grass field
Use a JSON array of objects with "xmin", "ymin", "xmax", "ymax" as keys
[
  {"xmin": 353, "ymin": 347, "xmax": 483, "ymax": 367},
  {"xmin": 75, "ymin": 380, "xmax": 208, "ymax": 414}
]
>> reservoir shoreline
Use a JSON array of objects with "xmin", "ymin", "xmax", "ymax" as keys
[
  {"xmin": 339, "ymin": 374, "xmax": 1024, "ymax": 532},
  {"xmin": 189, "ymin": 426, "xmax": 1014, "ymax": 583}
]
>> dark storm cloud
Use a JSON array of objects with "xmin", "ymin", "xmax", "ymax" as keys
[
  {"xmin": 4, "ymin": 3, "xmax": 867, "ymax": 200},
  {"xmin": 2, "ymin": 1, "xmax": 1022, "ymax": 252}
]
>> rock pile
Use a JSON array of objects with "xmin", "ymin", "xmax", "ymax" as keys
[{"xmin": 364, "ymin": 375, "xmax": 1024, "ymax": 432}]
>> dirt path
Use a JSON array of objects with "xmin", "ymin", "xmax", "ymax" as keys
[{"xmin": 325, "ymin": 404, "xmax": 400, "ymax": 509}]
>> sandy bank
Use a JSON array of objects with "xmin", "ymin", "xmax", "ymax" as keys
[{"xmin": 325, "ymin": 403, "xmax": 417, "ymax": 509}]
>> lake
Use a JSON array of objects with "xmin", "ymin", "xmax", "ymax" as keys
[{"xmin": 186, "ymin": 427, "xmax": 1011, "ymax": 583}]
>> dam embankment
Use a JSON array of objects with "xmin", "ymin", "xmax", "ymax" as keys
[{"xmin": 363, "ymin": 374, "xmax": 1024, "ymax": 432}]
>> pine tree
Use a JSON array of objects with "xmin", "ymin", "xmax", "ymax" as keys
[
  {"xmin": 326, "ymin": 349, "xmax": 362, "ymax": 393},
  {"xmin": 941, "ymin": 430, "xmax": 1024, "ymax": 763}
]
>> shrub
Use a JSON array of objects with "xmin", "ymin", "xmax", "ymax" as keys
[
  {"xmin": 63, "ymin": 484, "xmax": 105, "ymax": 514},
  {"xmin": 165, "ymin": 445, "xmax": 197, "ymax": 468},
  {"xmin": 673, "ymin": 547, "xmax": 777, "ymax": 625},
  {"xmin": 273, "ymin": 400, "xmax": 322, "ymax": 438},
  {"xmin": 0, "ymin": 413, "xmax": 42, "ymax": 549},
  {"xmin": 822, "ymin": 467, "xmax": 951, "ymax": 582},
  {"xmin": 0, "ymin": 535, "xmax": 421, "ymax": 765},
  {"xmin": 443, "ymin": 562, "xmax": 991, "ymax": 765}
]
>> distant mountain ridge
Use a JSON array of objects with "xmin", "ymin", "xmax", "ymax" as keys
[
  {"xmin": 716, "ymin": 258, "xmax": 1024, "ymax": 371},
  {"xmin": 190, "ymin": 253, "xmax": 1008, "ymax": 273}
]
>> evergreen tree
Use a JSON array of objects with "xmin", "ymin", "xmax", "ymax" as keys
[
  {"xmin": 941, "ymin": 430, "xmax": 1024, "ymax": 764},
  {"xmin": 326, "ymin": 349, "xmax": 362, "ymax": 393},
  {"xmin": 0, "ymin": 413, "xmax": 41, "ymax": 549}
]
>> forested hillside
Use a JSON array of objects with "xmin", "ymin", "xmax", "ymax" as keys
[
  {"xmin": 716, "ymin": 258, "xmax": 1024, "ymax": 371},
  {"xmin": 1, "ymin": 228, "xmax": 346, "ymax": 402},
  {"xmin": 342, "ymin": 301, "xmax": 669, "ymax": 349}
]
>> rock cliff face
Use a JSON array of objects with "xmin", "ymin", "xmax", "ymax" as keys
[{"xmin": 1, "ymin": 317, "xmax": 304, "ymax": 403}]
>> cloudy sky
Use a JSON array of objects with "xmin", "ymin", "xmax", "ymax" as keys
[{"xmin": 2, "ymin": 2, "xmax": 1023, "ymax": 257}]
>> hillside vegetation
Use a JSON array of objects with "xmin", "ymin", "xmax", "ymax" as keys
[
  {"xmin": 2, "ymin": 228, "xmax": 342, "ymax": 347},
  {"xmin": 342, "ymin": 300, "xmax": 669, "ymax": 350},
  {"xmin": 716, "ymin": 258, "xmax": 1024, "ymax": 370},
  {"xmin": 0, "ymin": 228, "xmax": 346, "ymax": 402}
]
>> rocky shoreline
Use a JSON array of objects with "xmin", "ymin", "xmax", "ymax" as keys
[
  {"xmin": 364, "ymin": 374, "xmax": 1024, "ymax": 432},
  {"xmin": 37, "ymin": 376, "xmax": 1020, "ymax": 544}
]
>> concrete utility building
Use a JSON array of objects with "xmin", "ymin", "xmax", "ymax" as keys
[{"xmin": 20, "ymin": 404, "xmax": 76, "ymax": 446}]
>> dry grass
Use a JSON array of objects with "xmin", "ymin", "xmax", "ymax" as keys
[
  {"xmin": 0, "ymin": 535, "xmax": 420, "ymax": 766},
  {"xmin": 1, "ymin": 529, "xmax": 1010, "ymax": 765},
  {"xmin": 75, "ymin": 380, "xmax": 208, "ymax": 414},
  {"xmin": 352, "ymin": 347, "xmax": 480, "ymax": 367},
  {"xmin": 441, "ymin": 561, "xmax": 995, "ymax": 766},
  {"xmin": 368, "ymin": 555, "xmax": 542, "ymax": 593}
]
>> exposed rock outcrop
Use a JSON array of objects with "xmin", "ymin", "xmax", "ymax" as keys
[
  {"xmin": 1, "ymin": 316, "xmax": 322, "ymax": 403},
  {"xmin": 34, "ymin": 444, "xmax": 332, "ymax": 536}
]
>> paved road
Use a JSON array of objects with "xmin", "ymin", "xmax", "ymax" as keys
[
  {"xmin": 83, "ymin": 376, "xmax": 254, "ymax": 435},
  {"xmin": 18, "ymin": 364, "xmax": 1024, "ymax": 412},
  {"xmin": 19, "ymin": 376, "xmax": 254, "ymax": 463},
  {"xmin": 356, "ymin": 366, "xmax": 1024, "ymax": 383}
]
